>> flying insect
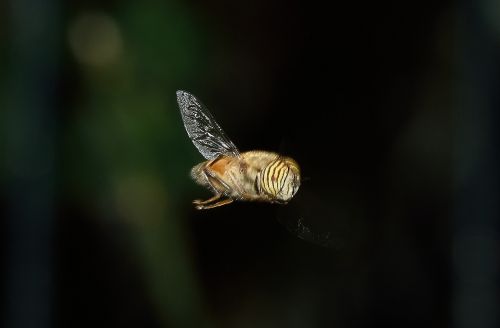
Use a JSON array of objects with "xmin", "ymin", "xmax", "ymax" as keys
[{"xmin": 176, "ymin": 90, "xmax": 301, "ymax": 210}]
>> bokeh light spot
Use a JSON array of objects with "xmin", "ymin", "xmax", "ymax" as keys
[{"xmin": 68, "ymin": 12, "xmax": 123, "ymax": 67}]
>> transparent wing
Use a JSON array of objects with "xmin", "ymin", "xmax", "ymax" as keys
[
  {"xmin": 276, "ymin": 139, "xmax": 344, "ymax": 249},
  {"xmin": 277, "ymin": 196, "xmax": 339, "ymax": 249},
  {"xmin": 176, "ymin": 90, "xmax": 240, "ymax": 160}
]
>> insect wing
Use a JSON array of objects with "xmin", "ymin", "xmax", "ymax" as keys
[
  {"xmin": 177, "ymin": 90, "xmax": 240, "ymax": 160},
  {"xmin": 276, "ymin": 189, "xmax": 340, "ymax": 249}
]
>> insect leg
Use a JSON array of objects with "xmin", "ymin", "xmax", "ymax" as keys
[
  {"xmin": 195, "ymin": 198, "xmax": 233, "ymax": 210},
  {"xmin": 193, "ymin": 194, "xmax": 221, "ymax": 206},
  {"xmin": 192, "ymin": 167, "xmax": 239, "ymax": 210},
  {"xmin": 204, "ymin": 167, "xmax": 232, "ymax": 192}
]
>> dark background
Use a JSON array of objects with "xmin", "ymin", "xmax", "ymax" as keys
[{"xmin": 2, "ymin": 0, "xmax": 499, "ymax": 328}]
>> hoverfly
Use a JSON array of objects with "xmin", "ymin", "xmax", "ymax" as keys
[{"xmin": 176, "ymin": 90, "xmax": 301, "ymax": 210}]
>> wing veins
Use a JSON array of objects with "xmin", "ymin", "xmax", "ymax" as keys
[{"xmin": 177, "ymin": 90, "xmax": 240, "ymax": 160}]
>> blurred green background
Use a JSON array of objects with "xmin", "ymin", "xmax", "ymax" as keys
[{"xmin": 1, "ymin": 0, "xmax": 499, "ymax": 328}]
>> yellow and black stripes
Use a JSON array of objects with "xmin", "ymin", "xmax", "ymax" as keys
[{"xmin": 259, "ymin": 158, "xmax": 290, "ymax": 197}]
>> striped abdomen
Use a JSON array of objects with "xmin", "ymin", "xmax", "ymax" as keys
[{"xmin": 257, "ymin": 157, "xmax": 301, "ymax": 203}]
